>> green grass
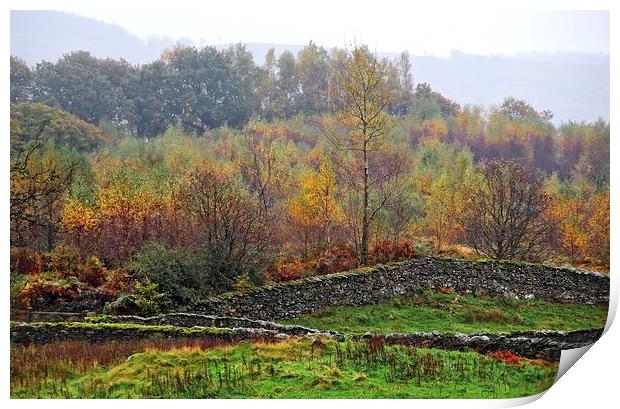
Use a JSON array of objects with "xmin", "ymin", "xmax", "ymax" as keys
[
  {"xmin": 281, "ymin": 292, "xmax": 608, "ymax": 334},
  {"xmin": 11, "ymin": 338, "xmax": 558, "ymax": 398}
]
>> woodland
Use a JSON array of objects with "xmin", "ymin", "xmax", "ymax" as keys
[{"xmin": 10, "ymin": 42, "xmax": 609, "ymax": 314}]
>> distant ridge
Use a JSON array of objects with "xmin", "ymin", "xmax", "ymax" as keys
[
  {"xmin": 10, "ymin": 10, "xmax": 184, "ymax": 64},
  {"xmin": 10, "ymin": 10, "xmax": 609, "ymax": 124}
]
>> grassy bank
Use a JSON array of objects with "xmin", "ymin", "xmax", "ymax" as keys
[
  {"xmin": 11, "ymin": 338, "xmax": 557, "ymax": 398},
  {"xmin": 281, "ymin": 292, "xmax": 607, "ymax": 334}
]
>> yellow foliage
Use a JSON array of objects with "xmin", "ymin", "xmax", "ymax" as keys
[
  {"xmin": 421, "ymin": 118, "xmax": 448, "ymax": 139},
  {"xmin": 546, "ymin": 178, "xmax": 609, "ymax": 265},
  {"xmin": 61, "ymin": 199, "xmax": 99, "ymax": 232},
  {"xmin": 288, "ymin": 162, "xmax": 343, "ymax": 245},
  {"xmin": 425, "ymin": 154, "xmax": 478, "ymax": 249}
]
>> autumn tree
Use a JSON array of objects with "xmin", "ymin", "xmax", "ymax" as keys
[
  {"xmin": 546, "ymin": 174, "xmax": 609, "ymax": 266},
  {"xmin": 61, "ymin": 197, "xmax": 99, "ymax": 249},
  {"xmin": 10, "ymin": 131, "xmax": 82, "ymax": 250},
  {"xmin": 330, "ymin": 45, "xmax": 397, "ymax": 264},
  {"xmin": 184, "ymin": 164, "xmax": 271, "ymax": 291},
  {"xmin": 288, "ymin": 161, "xmax": 343, "ymax": 256},
  {"xmin": 461, "ymin": 160, "xmax": 551, "ymax": 260},
  {"xmin": 587, "ymin": 188, "xmax": 610, "ymax": 266},
  {"xmin": 378, "ymin": 172, "xmax": 424, "ymax": 248},
  {"xmin": 238, "ymin": 123, "xmax": 296, "ymax": 215},
  {"xmin": 426, "ymin": 150, "xmax": 479, "ymax": 250}
]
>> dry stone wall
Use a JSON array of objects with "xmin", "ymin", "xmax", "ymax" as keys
[
  {"xmin": 89, "ymin": 313, "xmax": 341, "ymax": 337},
  {"xmin": 365, "ymin": 328, "xmax": 604, "ymax": 361},
  {"xmin": 190, "ymin": 257, "xmax": 609, "ymax": 321},
  {"xmin": 9, "ymin": 321, "xmax": 285, "ymax": 345},
  {"xmin": 10, "ymin": 321, "xmax": 602, "ymax": 362}
]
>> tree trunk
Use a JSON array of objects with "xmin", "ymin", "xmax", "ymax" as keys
[
  {"xmin": 361, "ymin": 146, "xmax": 369, "ymax": 264},
  {"xmin": 46, "ymin": 225, "xmax": 54, "ymax": 252}
]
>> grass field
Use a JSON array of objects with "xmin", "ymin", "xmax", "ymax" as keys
[
  {"xmin": 12, "ymin": 291, "xmax": 602, "ymax": 398},
  {"xmin": 281, "ymin": 291, "xmax": 608, "ymax": 334},
  {"xmin": 10, "ymin": 338, "xmax": 558, "ymax": 398}
]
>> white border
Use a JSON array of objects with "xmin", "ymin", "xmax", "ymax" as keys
[{"xmin": 2, "ymin": 1, "xmax": 616, "ymax": 408}]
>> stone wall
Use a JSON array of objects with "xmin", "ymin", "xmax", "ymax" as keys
[
  {"xmin": 191, "ymin": 257, "xmax": 609, "ymax": 321},
  {"xmin": 10, "ymin": 321, "xmax": 602, "ymax": 362},
  {"xmin": 10, "ymin": 321, "xmax": 286, "ymax": 345},
  {"xmin": 89, "ymin": 313, "xmax": 341, "ymax": 337},
  {"xmin": 365, "ymin": 328, "xmax": 604, "ymax": 361}
]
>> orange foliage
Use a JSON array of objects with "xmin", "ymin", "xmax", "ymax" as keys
[
  {"xmin": 268, "ymin": 240, "xmax": 417, "ymax": 282},
  {"xmin": 267, "ymin": 257, "xmax": 310, "ymax": 282},
  {"xmin": 368, "ymin": 240, "xmax": 416, "ymax": 265},
  {"xmin": 315, "ymin": 246, "xmax": 358, "ymax": 275},
  {"xmin": 546, "ymin": 178, "xmax": 609, "ymax": 266},
  {"xmin": 11, "ymin": 246, "xmax": 128, "ymax": 310},
  {"xmin": 17, "ymin": 274, "xmax": 82, "ymax": 308}
]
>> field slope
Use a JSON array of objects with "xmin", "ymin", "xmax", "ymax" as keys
[
  {"xmin": 11, "ymin": 338, "xmax": 558, "ymax": 398},
  {"xmin": 281, "ymin": 292, "xmax": 608, "ymax": 334}
]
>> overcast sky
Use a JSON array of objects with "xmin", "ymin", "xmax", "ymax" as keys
[{"xmin": 62, "ymin": 4, "xmax": 609, "ymax": 57}]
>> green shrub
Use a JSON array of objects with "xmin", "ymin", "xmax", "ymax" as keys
[
  {"xmin": 126, "ymin": 242, "xmax": 205, "ymax": 306},
  {"xmin": 104, "ymin": 279, "xmax": 166, "ymax": 316}
]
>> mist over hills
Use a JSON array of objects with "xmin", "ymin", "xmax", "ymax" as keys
[{"xmin": 10, "ymin": 10, "xmax": 609, "ymax": 124}]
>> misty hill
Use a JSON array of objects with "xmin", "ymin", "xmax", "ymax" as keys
[
  {"xmin": 11, "ymin": 10, "xmax": 609, "ymax": 124},
  {"xmin": 10, "ymin": 10, "xmax": 184, "ymax": 64}
]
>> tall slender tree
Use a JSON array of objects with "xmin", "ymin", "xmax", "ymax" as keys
[{"xmin": 330, "ymin": 45, "xmax": 396, "ymax": 264}]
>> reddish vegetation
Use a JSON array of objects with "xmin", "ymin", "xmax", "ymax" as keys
[
  {"xmin": 369, "ymin": 240, "xmax": 416, "ymax": 265},
  {"xmin": 10, "ymin": 248, "xmax": 43, "ymax": 275},
  {"xmin": 486, "ymin": 351, "xmax": 527, "ymax": 366},
  {"xmin": 268, "ymin": 241, "xmax": 416, "ymax": 282},
  {"xmin": 367, "ymin": 336, "xmax": 386, "ymax": 354},
  {"xmin": 486, "ymin": 350, "xmax": 557, "ymax": 368},
  {"xmin": 11, "ymin": 246, "xmax": 130, "ymax": 313}
]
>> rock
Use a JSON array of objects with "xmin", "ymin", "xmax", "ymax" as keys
[
  {"xmin": 126, "ymin": 353, "xmax": 142, "ymax": 363},
  {"xmin": 311, "ymin": 337, "xmax": 326, "ymax": 349},
  {"xmin": 470, "ymin": 335, "xmax": 491, "ymax": 342}
]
